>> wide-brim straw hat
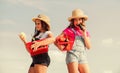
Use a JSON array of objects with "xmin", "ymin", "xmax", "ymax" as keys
[
  {"xmin": 32, "ymin": 14, "xmax": 50, "ymax": 28},
  {"xmin": 68, "ymin": 9, "xmax": 88, "ymax": 21}
]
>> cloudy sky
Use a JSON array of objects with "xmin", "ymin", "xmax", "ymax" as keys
[{"xmin": 0, "ymin": 0, "xmax": 120, "ymax": 73}]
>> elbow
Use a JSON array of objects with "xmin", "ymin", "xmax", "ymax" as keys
[
  {"xmin": 52, "ymin": 37, "xmax": 55, "ymax": 42},
  {"xmin": 47, "ymin": 37, "xmax": 55, "ymax": 44},
  {"xmin": 86, "ymin": 45, "xmax": 91, "ymax": 50},
  {"xmin": 50, "ymin": 37, "xmax": 55, "ymax": 44},
  {"xmin": 87, "ymin": 47, "xmax": 91, "ymax": 50}
]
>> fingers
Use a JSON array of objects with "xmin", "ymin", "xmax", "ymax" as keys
[
  {"xmin": 31, "ymin": 41, "xmax": 39, "ymax": 51},
  {"xmin": 19, "ymin": 34, "xmax": 24, "ymax": 39},
  {"xmin": 19, "ymin": 32, "xmax": 26, "ymax": 42},
  {"xmin": 31, "ymin": 44, "xmax": 37, "ymax": 51},
  {"xmin": 31, "ymin": 45, "xmax": 37, "ymax": 51}
]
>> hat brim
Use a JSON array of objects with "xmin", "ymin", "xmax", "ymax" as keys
[
  {"xmin": 68, "ymin": 15, "xmax": 88, "ymax": 21},
  {"xmin": 32, "ymin": 17, "xmax": 50, "ymax": 28}
]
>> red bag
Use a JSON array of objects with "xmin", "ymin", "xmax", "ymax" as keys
[
  {"xmin": 56, "ymin": 34, "xmax": 74, "ymax": 51},
  {"xmin": 58, "ymin": 40, "xmax": 74, "ymax": 51},
  {"xmin": 26, "ymin": 40, "xmax": 48, "ymax": 56}
]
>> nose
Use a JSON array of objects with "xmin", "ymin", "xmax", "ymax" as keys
[{"xmin": 76, "ymin": 20, "xmax": 82, "ymax": 24}]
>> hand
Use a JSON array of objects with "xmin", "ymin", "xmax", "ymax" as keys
[
  {"xmin": 77, "ymin": 24, "xmax": 87, "ymax": 37},
  {"xmin": 80, "ymin": 24, "xmax": 86, "ymax": 31},
  {"xmin": 81, "ymin": 28, "xmax": 88, "ymax": 38},
  {"xmin": 54, "ymin": 40, "xmax": 66, "ymax": 51},
  {"xmin": 31, "ymin": 41, "xmax": 40, "ymax": 51},
  {"xmin": 19, "ymin": 32, "xmax": 27, "ymax": 43}
]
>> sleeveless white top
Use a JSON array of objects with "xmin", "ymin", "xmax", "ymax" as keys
[{"xmin": 35, "ymin": 31, "xmax": 52, "ymax": 40}]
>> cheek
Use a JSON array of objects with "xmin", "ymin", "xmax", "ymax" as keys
[
  {"xmin": 74, "ymin": 21, "xmax": 78, "ymax": 26},
  {"xmin": 74, "ymin": 19, "xmax": 82, "ymax": 25},
  {"xmin": 36, "ymin": 25, "xmax": 42, "ymax": 30},
  {"xmin": 74, "ymin": 21, "xmax": 77, "ymax": 25}
]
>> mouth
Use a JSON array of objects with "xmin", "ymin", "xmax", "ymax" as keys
[
  {"xmin": 77, "ymin": 23, "xmax": 85, "ymax": 26},
  {"xmin": 76, "ymin": 24, "xmax": 80, "ymax": 27},
  {"xmin": 76, "ymin": 24, "xmax": 84, "ymax": 30},
  {"xmin": 76, "ymin": 24, "xmax": 81, "ymax": 26}
]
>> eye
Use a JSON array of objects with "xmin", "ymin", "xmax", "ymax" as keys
[
  {"xmin": 78, "ymin": 18, "xmax": 82, "ymax": 20},
  {"xmin": 81, "ymin": 18, "xmax": 85, "ymax": 21},
  {"xmin": 79, "ymin": 18, "xmax": 81, "ymax": 20},
  {"xmin": 35, "ymin": 23, "xmax": 41, "ymax": 25}
]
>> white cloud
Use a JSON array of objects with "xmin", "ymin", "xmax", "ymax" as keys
[
  {"xmin": 103, "ymin": 70, "xmax": 113, "ymax": 73},
  {"xmin": 101, "ymin": 38, "xmax": 120, "ymax": 47},
  {"xmin": 101, "ymin": 38, "xmax": 113, "ymax": 45},
  {"xmin": 116, "ymin": 41, "xmax": 120, "ymax": 46}
]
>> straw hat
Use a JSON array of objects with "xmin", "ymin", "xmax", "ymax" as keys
[
  {"xmin": 32, "ymin": 14, "xmax": 50, "ymax": 28},
  {"xmin": 68, "ymin": 9, "xmax": 88, "ymax": 21}
]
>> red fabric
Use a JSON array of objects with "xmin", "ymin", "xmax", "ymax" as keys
[
  {"xmin": 26, "ymin": 40, "xmax": 48, "ymax": 56},
  {"xmin": 56, "ymin": 28, "xmax": 75, "ymax": 51},
  {"xmin": 58, "ymin": 27, "xmax": 90, "ymax": 51}
]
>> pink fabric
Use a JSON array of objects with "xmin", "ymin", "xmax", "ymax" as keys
[
  {"xmin": 63, "ymin": 28, "xmax": 75, "ymax": 41},
  {"xmin": 63, "ymin": 27, "xmax": 90, "ymax": 41}
]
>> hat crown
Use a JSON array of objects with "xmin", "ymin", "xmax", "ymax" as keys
[
  {"xmin": 72, "ymin": 9, "xmax": 84, "ymax": 17},
  {"xmin": 38, "ymin": 14, "xmax": 50, "ymax": 23},
  {"xmin": 32, "ymin": 14, "xmax": 51, "ymax": 28},
  {"xmin": 68, "ymin": 9, "xmax": 88, "ymax": 21}
]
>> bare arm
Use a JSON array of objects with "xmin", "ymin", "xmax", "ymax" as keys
[
  {"xmin": 82, "ymin": 30, "xmax": 91, "ymax": 50},
  {"xmin": 38, "ymin": 33, "xmax": 55, "ymax": 45},
  {"xmin": 54, "ymin": 33, "xmax": 66, "ymax": 51},
  {"xmin": 18, "ymin": 33, "xmax": 31, "ymax": 52},
  {"xmin": 31, "ymin": 32, "xmax": 55, "ymax": 50}
]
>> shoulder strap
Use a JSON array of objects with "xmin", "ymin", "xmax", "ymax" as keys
[{"xmin": 70, "ymin": 28, "xmax": 76, "ymax": 36}]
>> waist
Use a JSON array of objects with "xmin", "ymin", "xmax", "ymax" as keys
[{"xmin": 31, "ymin": 52, "xmax": 48, "ymax": 57}]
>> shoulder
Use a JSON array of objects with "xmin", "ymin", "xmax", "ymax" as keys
[
  {"xmin": 45, "ymin": 31, "xmax": 52, "ymax": 34},
  {"xmin": 45, "ymin": 31, "xmax": 54, "ymax": 37},
  {"xmin": 63, "ymin": 27, "xmax": 74, "ymax": 34}
]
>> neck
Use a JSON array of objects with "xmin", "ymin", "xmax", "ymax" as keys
[{"xmin": 40, "ymin": 29, "xmax": 46, "ymax": 33}]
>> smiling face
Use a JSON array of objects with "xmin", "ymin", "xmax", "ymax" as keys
[{"xmin": 73, "ymin": 18, "xmax": 85, "ymax": 27}]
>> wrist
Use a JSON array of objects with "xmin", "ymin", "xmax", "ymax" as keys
[{"xmin": 23, "ymin": 40, "xmax": 27, "ymax": 44}]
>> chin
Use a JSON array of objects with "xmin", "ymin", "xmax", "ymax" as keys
[{"xmin": 36, "ymin": 28, "xmax": 41, "ymax": 31}]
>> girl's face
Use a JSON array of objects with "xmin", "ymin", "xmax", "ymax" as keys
[
  {"xmin": 73, "ymin": 18, "xmax": 85, "ymax": 27},
  {"xmin": 35, "ymin": 19, "xmax": 42, "ymax": 31}
]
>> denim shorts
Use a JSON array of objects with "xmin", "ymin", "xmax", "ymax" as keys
[{"xmin": 66, "ymin": 50, "xmax": 88, "ymax": 64}]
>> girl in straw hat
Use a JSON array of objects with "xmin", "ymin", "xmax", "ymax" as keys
[
  {"xmin": 19, "ymin": 14, "xmax": 55, "ymax": 73},
  {"xmin": 54, "ymin": 9, "xmax": 91, "ymax": 73}
]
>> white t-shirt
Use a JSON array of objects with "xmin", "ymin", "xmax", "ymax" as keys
[{"xmin": 35, "ymin": 31, "xmax": 52, "ymax": 40}]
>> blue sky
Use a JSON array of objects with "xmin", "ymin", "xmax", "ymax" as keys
[{"xmin": 0, "ymin": 0, "xmax": 120, "ymax": 73}]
